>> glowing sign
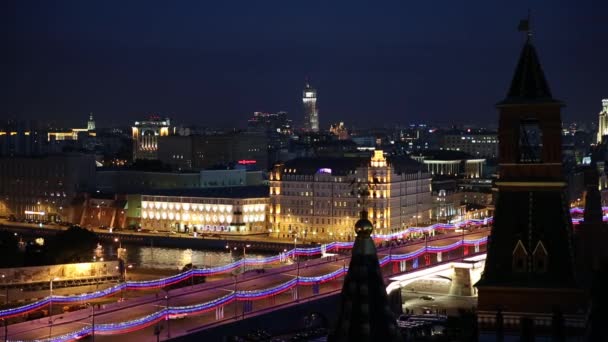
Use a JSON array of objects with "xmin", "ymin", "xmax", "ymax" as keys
[
  {"xmin": 317, "ymin": 168, "xmax": 332, "ymax": 174},
  {"xmin": 238, "ymin": 160, "xmax": 257, "ymax": 165}
]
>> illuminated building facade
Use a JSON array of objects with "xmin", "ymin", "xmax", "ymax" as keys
[
  {"xmin": 596, "ymin": 99, "xmax": 608, "ymax": 143},
  {"xmin": 47, "ymin": 114, "xmax": 97, "ymax": 141},
  {"xmin": 132, "ymin": 116, "xmax": 170, "ymax": 160},
  {"xmin": 329, "ymin": 122, "xmax": 349, "ymax": 140},
  {"xmin": 303, "ymin": 81, "xmax": 319, "ymax": 132},
  {"xmin": 269, "ymin": 150, "xmax": 433, "ymax": 241},
  {"xmin": 411, "ymin": 151, "xmax": 485, "ymax": 178},
  {"xmin": 133, "ymin": 186, "xmax": 269, "ymax": 234}
]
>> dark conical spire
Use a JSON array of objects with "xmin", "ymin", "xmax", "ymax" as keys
[
  {"xmin": 500, "ymin": 38, "xmax": 559, "ymax": 105},
  {"xmin": 328, "ymin": 211, "xmax": 401, "ymax": 342}
]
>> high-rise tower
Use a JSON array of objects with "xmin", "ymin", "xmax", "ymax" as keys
[
  {"xmin": 476, "ymin": 30, "xmax": 586, "ymax": 338},
  {"xmin": 87, "ymin": 113, "xmax": 96, "ymax": 131},
  {"xmin": 596, "ymin": 99, "xmax": 608, "ymax": 143},
  {"xmin": 303, "ymin": 81, "xmax": 319, "ymax": 132}
]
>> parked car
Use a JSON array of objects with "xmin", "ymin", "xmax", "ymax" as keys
[{"xmin": 420, "ymin": 295, "xmax": 435, "ymax": 301}]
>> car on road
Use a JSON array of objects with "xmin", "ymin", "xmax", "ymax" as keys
[
  {"xmin": 169, "ymin": 313, "xmax": 187, "ymax": 320},
  {"xmin": 420, "ymin": 295, "xmax": 435, "ymax": 301}
]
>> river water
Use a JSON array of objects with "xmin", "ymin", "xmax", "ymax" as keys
[{"xmin": 100, "ymin": 244, "xmax": 270, "ymax": 271}]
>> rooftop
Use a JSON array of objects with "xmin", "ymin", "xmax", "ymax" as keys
[{"xmin": 140, "ymin": 185, "xmax": 269, "ymax": 199}]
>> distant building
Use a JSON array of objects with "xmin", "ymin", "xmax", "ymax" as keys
[
  {"xmin": 96, "ymin": 170, "xmax": 201, "ymax": 193},
  {"xmin": 130, "ymin": 186, "xmax": 269, "ymax": 234},
  {"xmin": 0, "ymin": 120, "xmax": 47, "ymax": 156},
  {"xmin": 158, "ymin": 132, "xmax": 268, "ymax": 170},
  {"xmin": 96, "ymin": 168, "xmax": 264, "ymax": 194},
  {"xmin": 269, "ymin": 150, "xmax": 433, "ymax": 241},
  {"xmin": 87, "ymin": 113, "xmax": 96, "ymax": 131},
  {"xmin": 0, "ymin": 154, "xmax": 96, "ymax": 221},
  {"xmin": 247, "ymin": 111, "xmax": 292, "ymax": 165},
  {"xmin": 442, "ymin": 131, "xmax": 498, "ymax": 158},
  {"xmin": 247, "ymin": 111, "xmax": 292, "ymax": 135},
  {"xmin": 131, "ymin": 116, "xmax": 170, "ymax": 160},
  {"xmin": 74, "ymin": 192, "xmax": 128, "ymax": 229},
  {"xmin": 47, "ymin": 114, "xmax": 97, "ymax": 142},
  {"xmin": 329, "ymin": 122, "xmax": 349, "ymax": 140},
  {"xmin": 200, "ymin": 168, "xmax": 264, "ymax": 188},
  {"xmin": 596, "ymin": 99, "xmax": 608, "ymax": 143},
  {"xmin": 411, "ymin": 150, "xmax": 486, "ymax": 178},
  {"xmin": 303, "ymin": 81, "xmax": 319, "ymax": 132}
]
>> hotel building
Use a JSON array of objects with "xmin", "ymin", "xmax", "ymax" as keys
[{"xmin": 269, "ymin": 150, "xmax": 433, "ymax": 241}]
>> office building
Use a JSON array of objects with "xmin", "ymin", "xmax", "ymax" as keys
[
  {"xmin": 442, "ymin": 131, "xmax": 498, "ymax": 158},
  {"xmin": 158, "ymin": 132, "xmax": 268, "ymax": 170},
  {"xmin": 0, "ymin": 154, "xmax": 96, "ymax": 221}
]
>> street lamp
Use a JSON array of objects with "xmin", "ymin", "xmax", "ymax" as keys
[
  {"xmin": 86, "ymin": 302, "xmax": 95, "ymax": 342},
  {"xmin": 242, "ymin": 244, "xmax": 251, "ymax": 273},
  {"xmin": 293, "ymin": 237, "xmax": 300, "ymax": 302},
  {"xmin": 1, "ymin": 274, "xmax": 7, "ymax": 342},
  {"xmin": 48, "ymin": 277, "xmax": 60, "ymax": 339},
  {"xmin": 164, "ymin": 292, "xmax": 170, "ymax": 339},
  {"xmin": 125, "ymin": 264, "xmax": 133, "ymax": 281}
]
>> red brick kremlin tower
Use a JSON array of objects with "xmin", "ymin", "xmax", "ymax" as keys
[{"xmin": 475, "ymin": 26, "xmax": 587, "ymax": 338}]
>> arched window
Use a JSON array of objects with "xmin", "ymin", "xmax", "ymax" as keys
[
  {"xmin": 533, "ymin": 241, "xmax": 548, "ymax": 273},
  {"xmin": 512, "ymin": 240, "xmax": 528, "ymax": 272}
]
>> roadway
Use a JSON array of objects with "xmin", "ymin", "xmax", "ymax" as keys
[{"xmin": 1, "ymin": 228, "xmax": 490, "ymax": 341}]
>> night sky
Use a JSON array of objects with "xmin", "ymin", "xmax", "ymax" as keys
[{"xmin": 3, "ymin": 1, "xmax": 608, "ymax": 129}]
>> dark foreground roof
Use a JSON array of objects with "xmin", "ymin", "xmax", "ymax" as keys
[{"xmin": 140, "ymin": 186, "xmax": 269, "ymax": 198}]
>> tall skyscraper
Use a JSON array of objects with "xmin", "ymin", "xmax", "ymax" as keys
[
  {"xmin": 87, "ymin": 112, "xmax": 96, "ymax": 131},
  {"xmin": 596, "ymin": 99, "xmax": 608, "ymax": 143},
  {"xmin": 302, "ymin": 81, "xmax": 319, "ymax": 132},
  {"xmin": 476, "ymin": 31, "xmax": 586, "ymax": 337}
]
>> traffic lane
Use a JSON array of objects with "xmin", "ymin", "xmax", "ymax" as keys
[
  {"xmin": 50, "ymin": 271, "xmax": 345, "ymax": 341},
  {"xmin": 402, "ymin": 292, "xmax": 477, "ymax": 316},
  {"xmin": 6, "ymin": 316, "xmax": 90, "ymax": 341},
  {"xmin": 386, "ymin": 231, "xmax": 489, "ymax": 255}
]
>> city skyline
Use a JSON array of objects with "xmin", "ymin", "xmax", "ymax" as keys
[{"xmin": 3, "ymin": 1, "xmax": 608, "ymax": 129}]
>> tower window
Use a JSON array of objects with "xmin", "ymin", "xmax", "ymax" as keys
[
  {"xmin": 518, "ymin": 119, "xmax": 542, "ymax": 163},
  {"xmin": 512, "ymin": 240, "xmax": 528, "ymax": 273},
  {"xmin": 533, "ymin": 241, "xmax": 548, "ymax": 273}
]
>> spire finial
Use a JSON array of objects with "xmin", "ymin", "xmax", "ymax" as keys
[{"xmin": 518, "ymin": 10, "xmax": 532, "ymax": 40}]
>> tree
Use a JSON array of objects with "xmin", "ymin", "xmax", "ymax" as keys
[
  {"xmin": 0, "ymin": 231, "xmax": 22, "ymax": 267},
  {"xmin": 48, "ymin": 226, "xmax": 99, "ymax": 264}
]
